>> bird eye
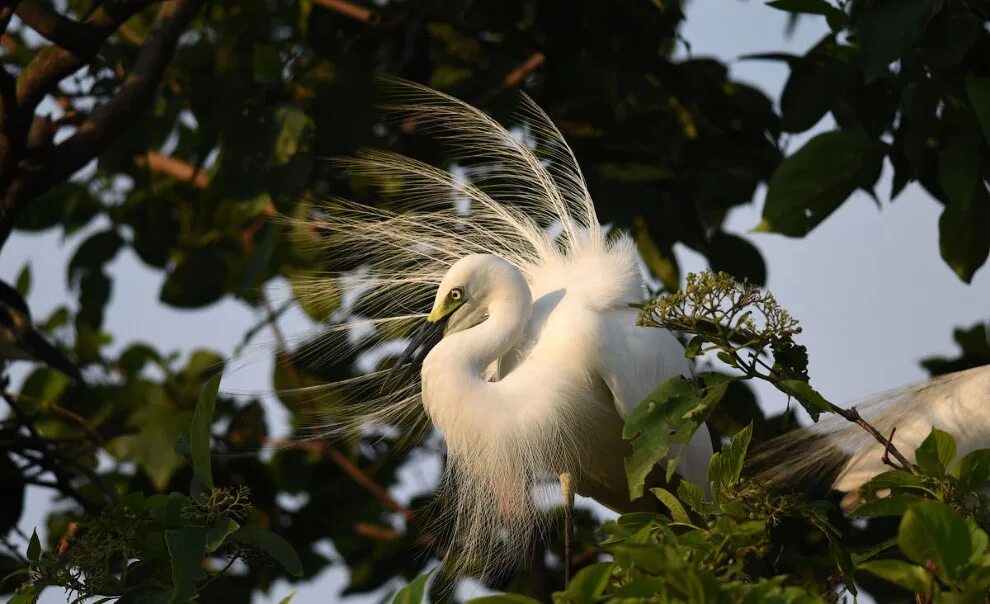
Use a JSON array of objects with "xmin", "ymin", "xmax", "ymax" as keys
[{"xmin": 449, "ymin": 287, "xmax": 463, "ymax": 301}]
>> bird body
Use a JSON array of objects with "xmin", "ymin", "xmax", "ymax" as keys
[
  {"xmin": 419, "ymin": 246, "xmax": 711, "ymax": 548},
  {"xmin": 290, "ymin": 82, "xmax": 713, "ymax": 572},
  {"xmin": 413, "ymin": 238, "xmax": 712, "ymax": 570}
]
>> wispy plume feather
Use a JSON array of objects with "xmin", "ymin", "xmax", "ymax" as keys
[{"xmin": 275, "ymin": 79, "xmax": 626, "ymax": 575}]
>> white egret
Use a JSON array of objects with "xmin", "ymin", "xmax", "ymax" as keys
[
  {"xmin": 287, "ymin": 81, "xmax": 990, "ymax": 579},
  {"xmin": 288, "ymin": 82, "xmax": 713, "ymax": 578}
]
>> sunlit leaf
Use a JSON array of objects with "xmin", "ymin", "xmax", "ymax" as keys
[
  {"xmin": 857, "ymin": 559, "xmax": 931, "ymax": 594},
  {"xmin": 898, "ymin": 500, "xmax": 972, "ymax": 582},
  {"xmin": 392, "ymin": 571, "xmax": 429, "ymax": 604},
  {"xmin": 190, "ymin": 372, "xmax": 222, "ymax": 489}
]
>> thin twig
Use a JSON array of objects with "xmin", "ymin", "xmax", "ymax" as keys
[
  {"xmin": 502, "ymin": 52, "xmax": 545, "ymax": 88},
  {"xmin": 263, "ymin": 437, "xmax": 414, "ymax": 520},
  {"xmin": 258, "ymin": 289, "xmax": 416, "ymax": 520},
  {"xmin": 135, "ymin": 150, "xmax": 209, "ymax": 188},
  {"xmin": 311, "ymin": 0, "xmax": 379, "ymax": 24},
  {"xmin": 1, "ymin": 390, "xmax": 119, "ymax": 505},
  {"xmin": 881, "ymin": 427, "xmax": 900, "ymax": 470},
  {"xmin": 2, "ymin": 391, "xmax": 97, "ymax": 512}
]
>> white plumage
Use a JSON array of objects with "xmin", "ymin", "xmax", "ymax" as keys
[
  {"xmin": 287, "ymin": 82, "xmax": 712, "ymax": 573},
  {"xmin": 756, "ymin": 364, "xmax": 990, "ymax": 509}
]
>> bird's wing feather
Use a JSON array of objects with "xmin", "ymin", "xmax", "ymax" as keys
[
  {"xmin": 524, "ymin": 231, "xmax": 713, "ymax": 488},
  {"xmin": 594, "ymin": 305, "xmax": 713, "ymax": 488},
  {"xmin": 595, "ymin": 307, "xmax": 690, "ymax": 417}
]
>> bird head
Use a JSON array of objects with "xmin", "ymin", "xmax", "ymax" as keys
[
  {"xmin": 428, "ymin": 254, "xmax": 517, "ymax": 335},
  {"xmin": 387, "ymin": 254, "xmax": 528, "ymax": 385}
]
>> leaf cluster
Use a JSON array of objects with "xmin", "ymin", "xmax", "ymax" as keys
[
  {"xmin": 481, "ymin": 427, "xmax": 990, "ymax": 604},
  {"xmin": 758, "ymin": 0, "xmax": 990, "ymax": 283},
  {"xmin": 5, "ymin": 373, "xmax": 302, "ymax": 603}
]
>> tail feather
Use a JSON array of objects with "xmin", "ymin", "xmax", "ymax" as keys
[{"xmin": 748, "ymin": 364, "xmax": 990, "ymax": 508}]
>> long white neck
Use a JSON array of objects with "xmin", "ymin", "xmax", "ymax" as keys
[{"xmin": 420, "ymin": 267, "xmax": 532, "ymax": 425}]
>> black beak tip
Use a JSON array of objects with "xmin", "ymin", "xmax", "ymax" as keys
[{"xmin": 383, "ymin": 318, "xmax": 446, "ymax": 389}]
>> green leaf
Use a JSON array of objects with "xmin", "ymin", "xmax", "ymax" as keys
[
  {"xmin": 633, "ymin": 218, "xmax": 679, "ymax": 291},
  {"xmin": 953, "ymin": 449, "xmax": 990, "ymax": 490},
  {"xmin": 650, "ymin": 488, "xmax": 692, "ymax": 525},
  {"xmin": 26, "ymin": 529, "xmax": 40, "ymax": 562},
  {"xmin": 559, "ymin": 562, "xmax": 613, "ymax": 603},
  {"xmin": 77, "ymin": 270, "xmax": 112, "ymax": 328},
  {"xmin": 392, "ymin": 572, "xmax": 429, "ymax": 604},
  {"xmin": 854, "ymin": 0, "xmax": 941, "ymax": 80},
  {"xmin": 898, "ymin": 500, "xmax": 972, "ymax": 582},
  {"xmin": 21, "ymin": 368, "xmax": 70, "ymax": 404},
  {"xmin": 6, "ymin": 584, "xmax": 45, "ymax": 604},
  {"xmin": 190, "ymin": 372, "xmax": 222, "ymax": 490},
  {"xmin": 148, "ymin": 493, "xmax": 190, "ymax": 528},
  {"xmin": 684, "ymin": 336, "xmax": 704, "ymax": 360},
  {"xmin": 14, "ymin": 264, "xmax": 31, "ymax": 297},
  {"xmin": 767, "ymin": 0, "xmax": 848, "ymax": 26},
  {"xmin": 864, "ymin": 470, "xmax": 926, "ymax": 490},
  {"xmin": 66, "ymin": 229, "xmax": 124, "ymax": 287},
  {"xmin": 228, "ymin": 526, "xmax": 303, "ymax": 577},
  {"xmin": 287, "ymin": 268, "xmax": 340, "ymax": 322},
  {"xmin": 780, "ymin": 380, "xmax": 833, "ymax": 421},
  {"xmin": 274, "ymin": 106, "xmax": 314, "ymax": 165},
  {"xmin": 608, "ymin": 577, "xmax": 667, "ymax": 599},
  {"xmin": 277, "ymin": 593, "xmax": 296, "ymax": 604},
  {"xmin": 715, "ymin": 351, "xmax": 737, "ymax": 367},
  {"xmin": 466, "ymin": 596, "xmax": 542, "ymax": 604},
  {"xmin": 914, "ymin": 427, "xmax": 956, "ymax": 477},
  {"xmin": 106, "ymin": 388, "xmax": 189, "ymax": 491},
  {"xmin": 677, "ymin": 481, "xmax": 705, "ymax": 515},
  {"xmin": 16, "ymin": 181, "xmax": 99, "ymax": 233},
  {"xmin": 252, "ymin": 43, "xmax": 282, "ymax": 84},
  {"xmin": 967, "ymin": 75, "xmax": 990, "ymax": 146},
  {"xmin": 623, "ymin": 374, "xmax": 733, "ymax": 499},
  {"xmin": 759, "ymin": 130, "xmax": 883, "ymax": 237},
  {"xmin": 937, "ymin": 136, "xmax": 990, "ymax": 283},
  {"xmin": 707, "ymin": 423, "xmax": 753, "ymax": 500},
  {"xmin": 706, "ymin": 232, "xmax": 766, "ymax": 286},
  {"xmin": 778, "ymin": 55, "xmax": 846, "ymax": 134},
  {"xmin": 118, "ymin": 343, "xmax": 163, "ymax": 377},
  {"xmin": 853, "ymin": 494, "xmax": 923, "ymax": 518},
  {"xmin": 160, "ymin": 248, "xmax": 229, "ymax": 309},
  {"xmin": 165, "ymin": 528, "xmax": 207, "ymax": 603},
  {"xmin": 767, "ymin": 0, "xmax": 834, "ymax": 13},
  {"xmin": 204, "ymin": 517, "xmax": 240, "ymax": 553},
  {"xmin": 857, "ymin": 559, "xmax": 931, "ymax": 594},
  {"xmin": 968, "ymin": 521, "xmax": 989, "ymax": 564}
]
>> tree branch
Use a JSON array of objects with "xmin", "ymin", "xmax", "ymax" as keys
[
  {"xmin": 311, "ymin": 0, "xmax": 378, "ymax": 24},
  {"xmin": 14, "ymin": 0, "xmax": 155, "ymax": 111},
  {"xmin": 0, "ymin": 0, "xmax": 203, "ymax": 250},
  {"xmin": 1, "ymin": 390, "xmax": 100, "ymax": 513},
  {"xmin": 135, "ymin": 150, "xmax": 209, "ymax": 188},
  {"xmin": 14, "ymin": 0, "xmax": 93, "ymax": 55}
]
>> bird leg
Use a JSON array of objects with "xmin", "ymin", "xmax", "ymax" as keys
[{"xmin": 559, "ymin": 471, "xmax": 574, "ymax": 588}]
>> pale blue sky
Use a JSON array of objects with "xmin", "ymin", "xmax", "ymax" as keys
[{"xmin": 2, "ymin": 1, "xmax": 988, "ymax": 602}]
